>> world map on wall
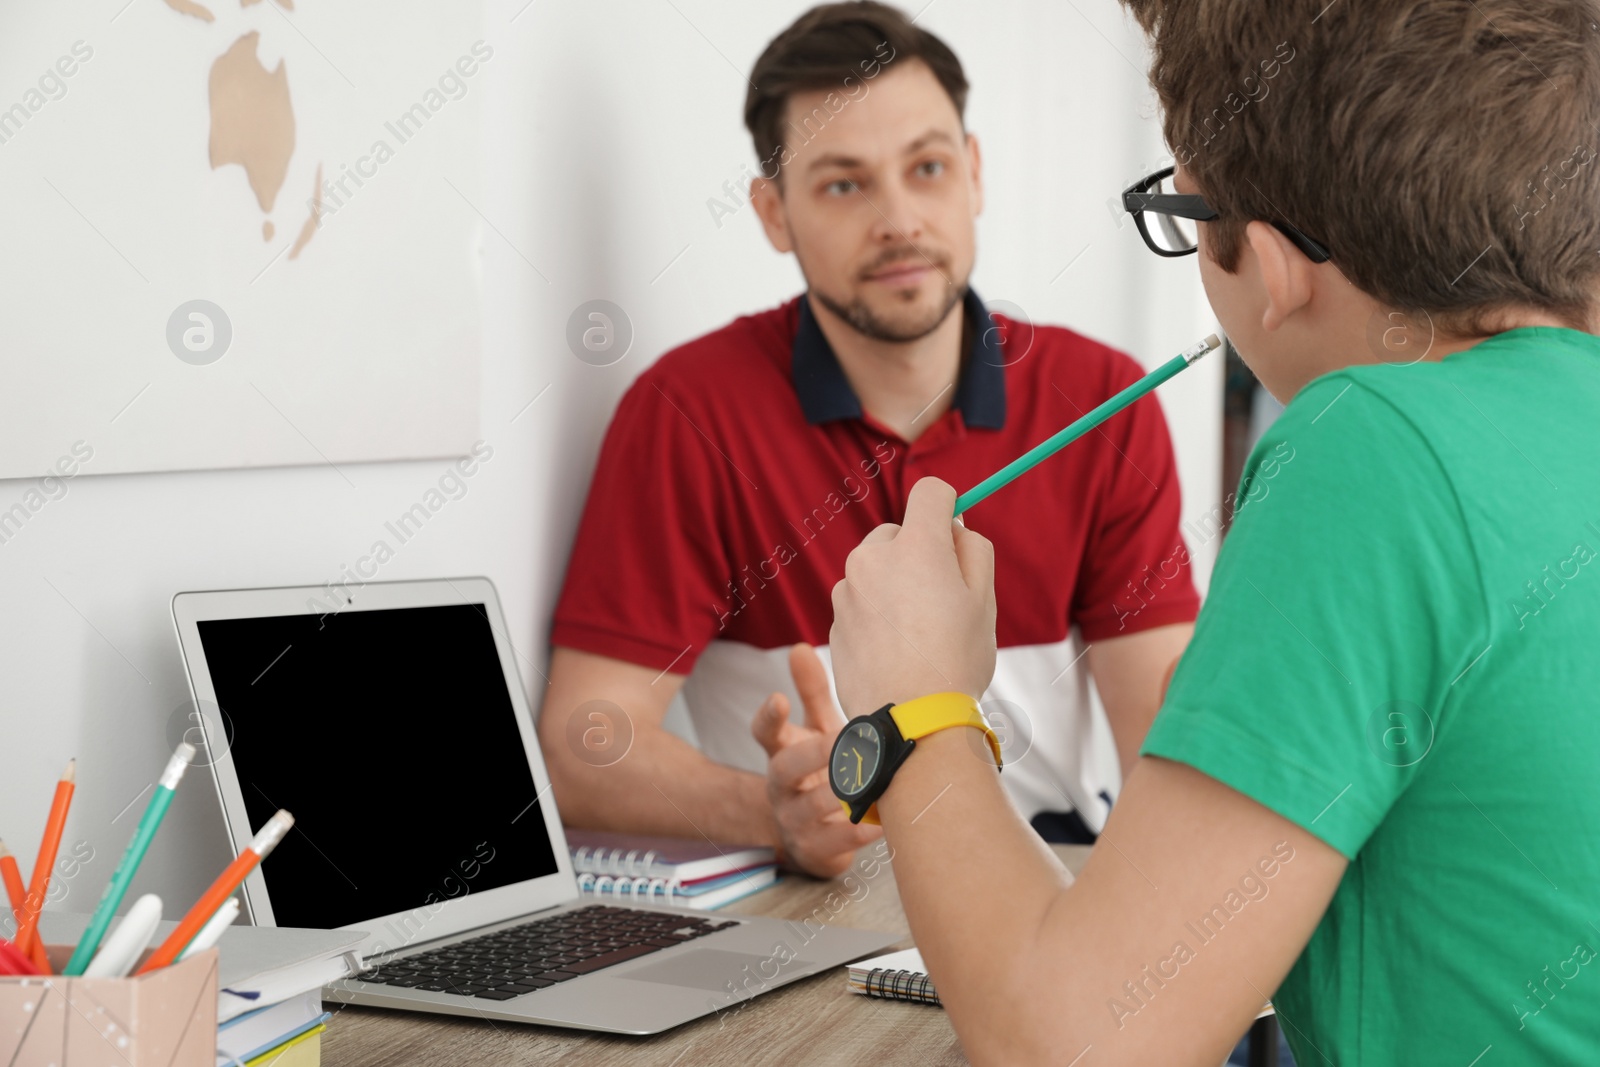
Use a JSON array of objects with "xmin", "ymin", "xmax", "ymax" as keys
[
  {"xmin": 0, "ymin": 0, "xmax": 485, "ymax": 480},
  {"xmin": 165, "ymin": 0, "xmax": 323, "ymax": 259}
]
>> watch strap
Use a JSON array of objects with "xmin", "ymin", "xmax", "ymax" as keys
[{"xmin": 889, "ymin": 692, "xmax": 1003, "ymax": 770}]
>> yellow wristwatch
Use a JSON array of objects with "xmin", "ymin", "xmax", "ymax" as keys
[{"xmin": 829, "ymin": 692, "xmax": 1003, "ymax": 825}]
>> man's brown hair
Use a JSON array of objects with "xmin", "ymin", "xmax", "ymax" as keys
[
  {"xmin": 744, "ymin": 1, "xmax": 968, "ymax": 184},
  {"xmin": 1121, "ymin": 0, "xmax": 1600, "ymax": 334}
]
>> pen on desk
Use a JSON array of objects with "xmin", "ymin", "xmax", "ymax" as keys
[
  {"xmin": 83, "ymin": 893, "xmax": 163, "ymax": 979},
  {"xmin": 953, "ymin": 333, "xmax": 1223, "ymax": 516},
  {"xmin": 14, "ymin": 759, "xmax": 76, "ymax": 974},
  {"xmin": 178, "ymin": 896, "xmax": 239, "ymax": 961},
  {"xmin": 63, "ymin": 743, "xmax": 196, "ymax": 976},
  {"xmin": 137, "ymin": 810, "xmax": 294, "ymax": 974}
]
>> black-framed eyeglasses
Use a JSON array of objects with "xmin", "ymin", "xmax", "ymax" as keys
[{"xmin": 1121, "ymin": 166, "xmax": 1332, "ymax": 264}]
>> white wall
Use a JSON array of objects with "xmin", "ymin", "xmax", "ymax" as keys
[{"xmin": 0, "ymin": 0, "xmax": 1217, "ymax": 916}]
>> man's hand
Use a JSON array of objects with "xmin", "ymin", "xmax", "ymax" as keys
[
  {"xmin": 829, "ymin": 477, "xmax": 998, "ymax": 717},
  {"xmin": 752, "ymin": 642, "xmax": 883, "ymax": 878}
]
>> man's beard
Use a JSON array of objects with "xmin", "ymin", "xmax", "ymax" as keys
[{"xmin": 805, "ymin": 250, "xmax": 968, "ymax": 343}]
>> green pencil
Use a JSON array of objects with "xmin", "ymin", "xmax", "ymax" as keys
[
  {"xmin": 954, "ymin": 333, "xmax": 1222, "ymax": 516},
  {"xmin": 63, "ymin": 743, "xmax": 195, "ymax": 976}
]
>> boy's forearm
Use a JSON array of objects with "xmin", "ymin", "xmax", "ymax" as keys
[
  {"xmin": 550, "ymin": 725, "xmax": 779, "ymax": 847},
  {"xmin": 875, "ymin": 728, "xmax": 1078, "ymax": 1064}
]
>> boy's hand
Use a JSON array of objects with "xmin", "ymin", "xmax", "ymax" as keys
[
  {"xmin": 829, "ymin": 477, "xmax": 998, "ymax": 717},
  {"xmin": 752, "ymin": 643, "xmax": 883, "ymax": 877}
]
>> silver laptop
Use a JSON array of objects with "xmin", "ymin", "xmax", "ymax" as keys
[{"xmin": 171, "ymin": 577, "xmax": 896, "ymax": 1034}]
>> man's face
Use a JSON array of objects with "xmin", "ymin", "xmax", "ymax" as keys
[{"xmin": 758, "ymin": 59, "xmax": 981, "ymax": 343}]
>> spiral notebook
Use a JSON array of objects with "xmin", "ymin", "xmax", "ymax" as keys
[
  {"xmin": 566, "ymin": 829, "xmax": 778, "ymax": 910},
  {"xmin": 846, "ymin": 948, "xmax": 940, "ymax": 1006},
  {"xmin": 849, "ymin": 947, "xmax": 1279, "ymax": 1018}
]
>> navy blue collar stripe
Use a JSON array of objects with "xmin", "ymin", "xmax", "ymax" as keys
[{"xmin": 791, "ymin": 286, "xmax": 1007, "ymax": 430}]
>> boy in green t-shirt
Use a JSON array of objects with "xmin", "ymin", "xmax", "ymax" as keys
[{"xmin": 817, "ymin": 0, "xmax": 1600, "ymax": 1062}]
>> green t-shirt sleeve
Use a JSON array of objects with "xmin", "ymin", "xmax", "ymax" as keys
[{"xmin": 1141, "ymin": 374, "xmax": 1490, "ymax": 859}]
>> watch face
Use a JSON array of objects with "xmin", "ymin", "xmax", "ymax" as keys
[{"xmin": 833, "ymin": 721, "xmax": 884, "ymax": 798}]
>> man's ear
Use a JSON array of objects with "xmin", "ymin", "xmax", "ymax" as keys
[
  {"xmin": 749, "ymin": 176, "xmax": 794, "ymax": 254},
  {"xmin": 1245, "ymin": 220, "xmax": 1314, "ymax": 332}
]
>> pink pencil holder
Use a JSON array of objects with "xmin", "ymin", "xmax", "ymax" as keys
[{"xmin": 0, "ymin": 945, "xmax": 218, "ymax": 1066}]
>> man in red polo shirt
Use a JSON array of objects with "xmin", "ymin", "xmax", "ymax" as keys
[{"xmin": 539, "ymin": 1, "xmax": 1200, "ymax": 878}]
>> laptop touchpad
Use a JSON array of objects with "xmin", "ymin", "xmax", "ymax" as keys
[{"xmin": 619, "ymin": 949, "xmax": 779, "ymax": 991}]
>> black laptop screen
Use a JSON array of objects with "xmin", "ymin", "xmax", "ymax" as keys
[{"xmin": 196, "ymin": 601, "xmax": 560, "ymax": 931}]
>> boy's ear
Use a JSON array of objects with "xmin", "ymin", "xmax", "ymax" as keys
[
  {"xmin": 750, "ymin": 176, "xmax": 794, "ymax": 254},
  {"xmin": 1246, "ymin": 220, "xmax": 1315, "ymax": 332}
]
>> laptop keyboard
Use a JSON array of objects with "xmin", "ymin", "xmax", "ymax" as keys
[{"xmin": 357, "ymin": 904, "xmax": 742, "ymax": 1001}]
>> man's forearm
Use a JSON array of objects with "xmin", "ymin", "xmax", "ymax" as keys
[
  {"xmin": 550, "ymin": 726, "xmax": 779, "ymax": 847},
  {"xmin": 1088, "ymin": 623, "xmax": 1194, "ymax": 779}
]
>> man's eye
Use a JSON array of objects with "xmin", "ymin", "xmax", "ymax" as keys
[
  {"xmin": 917, "ymin": 160, "xmax": 945, "ymax": 178},
  {"xmin": 825, "ymin": 179, "xmax": 858, "ymax": 196}
]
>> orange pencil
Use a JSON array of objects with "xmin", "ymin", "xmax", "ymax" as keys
[
  {"xmin": 0, "ymin": 844, "xmax": 41, "ymax": 979},
  {"xmin": 137, "ymin": 810, "xmax": 293, "ymax": 975},
  {"xmin": 14, "ymin": 760, "xmax": 75, "ymax": 973},
  {"xmin": 0, "ymin": 841, "xmax": 42, "ymax": 971},
  {"xmin": 0, "ymin": 840, "xmax": 26, "ymax": 933}
]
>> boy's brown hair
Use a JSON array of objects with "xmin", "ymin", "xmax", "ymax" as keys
[
  {"xmin": 1122, "ymin": 0, "xmax": 1600, "ymax": 334},
  {"xmin": 744, "ymin": 1, "xmax": 968, "ymax": 184}
]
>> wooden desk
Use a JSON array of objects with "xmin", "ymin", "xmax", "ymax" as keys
[{"xmin": 323, "ymin": 844, "xmax": 1093, "ymax": 1066}]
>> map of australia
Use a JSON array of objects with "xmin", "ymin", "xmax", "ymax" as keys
[{"xmin": 166, "ymin": 0, "xmax": 321, "ymax": 258}]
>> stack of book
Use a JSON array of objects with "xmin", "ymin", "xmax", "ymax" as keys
[
  {"xmin": 211, "ymin": 924, "xmax": 366, "ymax": 1066},
  {"xmin": 217, "ymin": 988, "xmax": 327, "ymax": 1067},
  {"xmin": 565, "ymin": 829, "xmax": 778, "ymax": 910}
]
